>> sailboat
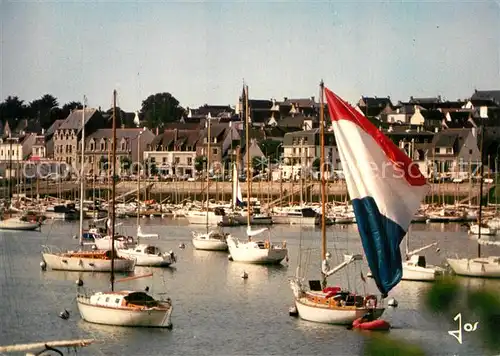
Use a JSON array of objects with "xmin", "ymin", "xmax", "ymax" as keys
[
  {"xmin": 76, "ymin": 90, "xmax": 173, "ymax": 328},
  {"xmin": 42, "ymin": 97, "xmax": 135, "ymax": 273},
  {"xmin": 191, "ymin": 118, "xmax": 229, "ymax": 251},
  {"xmin": 447, "ymin": 126, "xmax": 500, "ymax": 277},
  {"xmin": 185, "ymin": 117, "xmax": 225, "ymax": 226},
  {"xmin": 226, "ymin": 83, "xmax": 288, "ymax": 264},
  {"xmin": 118, "ymin": 132, "xmax": 177, "ymax": 266},
  {"xmin": 289, "ymin": 83, "xmax": 427, "ymax": 324}
]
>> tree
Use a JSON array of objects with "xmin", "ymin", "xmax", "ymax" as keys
[
  {"xmin": 27, "ymin": 94, "xmax": 60, "ymax": 129},
  {"xmin": 258, "ymin": 139, "xmax": 282, "ymax": 162},
  {"xmin": 61, "ymin": 101, "xmax": 83, "ymax": 119},
  {"xmin": 120, "ymin": 156, "xmax": 132, "ymax": 172},
  {"xmin": 0, "ymin": 96, "xmax": 27, "ymax": 127},
  {"xmin": 140, "ymin": 93, "xmax": 185, "ymax": 129},
  {"xmin": 312, "ymin": 158, "xmax": 321, "ymax": 171},
  {"xmin": 195, "ymin": 155, "xmax": 207, "ymax": 173}
]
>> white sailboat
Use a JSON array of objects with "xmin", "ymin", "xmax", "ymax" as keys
[
  {"xmin": 290, "ymin": 84, "xmax": 427, "ymax": 325},
  {"xmin": 447, "ymin": 128, "xmax": 500, "ymax": 278},
  {"xmin": 118, "ymin": 136, "xmax": 177, "ymax": 267},
  {"xmin": 0, "ymin": 216, "xmax": 41, "ymax": 231},
  {"xmin": 77, "ymin": 90, "xmax": 173, "ymax": 328},
  {"xmin": 192, "ymin": 118, "xmax": 229, "ymax": 251},
  {"xmin": 42, "ymin": 97, "xmax": 135, "ymax": 273},
  {"xmin": 226, "ymin": 84, "xmax": 287, "ymax": 264}
]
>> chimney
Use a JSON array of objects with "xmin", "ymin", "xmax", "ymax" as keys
[
  {"xmin": 284, "ymin": 97, "xmax": 288, "ymax": 102},
  {"xmin": 156, "ymin": 127, "xmax": 159, "ymax": 135},
  {"xmin": 174, "ymin": 128, "xmax": 178, "ymax": 143},
  {"xmin": 435, "ymin": 127, "xmax": 439, "ymax": 133},
  {"xmin": 42, "ymin": 128, "xmax": 45, "ymax": 135},
  {"xmin": 311, "ymin": 96, "xmax": 315, "ymax": 103}
]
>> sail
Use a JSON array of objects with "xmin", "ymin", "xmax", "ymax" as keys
[
  {"xmin": 325, "ymin": 87, "xmax": 428, "ymax": 296},
  {"xmin": 232, "ymin": 163, "xmax": 244, "ymax": 208},
  {"xmin": 246, "ymin": 226, "xmax": 268, "ymax": 237}
]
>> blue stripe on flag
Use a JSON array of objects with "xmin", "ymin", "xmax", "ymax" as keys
[{"xmin": 352, "ymin": 196, "xmax": 406, "ymax": 297}]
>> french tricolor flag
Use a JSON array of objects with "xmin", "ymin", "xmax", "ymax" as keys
[{"xmin": 325, "ymin": 87, "xmax": 429, "ymax": 296}]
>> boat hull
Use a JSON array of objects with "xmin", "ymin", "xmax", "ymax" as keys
[
  {"xmin": 42, "ymin": 253, "xmax": 135, "ymax": 272},
  {"xmin": 228, "ymin": 245, "xmax": 287, "ymax": 264},
  {"xmin": 295, "ymin": 298, "xmax": 384, "ymax": 325},
  {"xmin": 447, "ymin": 257, "xmax": 500, "ymax": 277},
  {"xmin": 77, "ymin": 297, "xmax": 172, "ymax": 328},
  {"xmin": 192, "ymin": 237, "xmax": 228, "ymax": 251},
  {"xmin": 117, "ymin": 251, "xmax": 173, "ymax": 267},
  {"xmin": 402, "ymin": 263, "xmax": 441, "ymax": 281},
  {"xmin": 185, "ymin": 213, "xmax": 222, "ymax": 225},
  {"xmin": 0, "ymin": 219, "xmax": 40, "ymax": 231}
]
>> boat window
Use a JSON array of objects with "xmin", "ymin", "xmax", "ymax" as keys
[
  {"xmin": 135, "ymin": 249, "xmax": 141, "ymax": 253},
  {"xmin": 105, "ymin": 297, "xmax": 109, "ymax": 302},
  {"xmin": 115, "ymin": 298, "xmax": 120, "ymax": 304}
]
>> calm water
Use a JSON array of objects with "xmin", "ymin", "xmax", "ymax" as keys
[{"xmin": 1, "ymin": 218, "xmax": 500, "ymax": 356}]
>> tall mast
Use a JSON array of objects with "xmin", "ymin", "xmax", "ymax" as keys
[
  {"xmin": 206, "ymin": 117, "xmax": 211, "ymax": 233},
  {"xmin": 79, "ymin": 96, "xmax": 86, "ymax": 246},
  {"xmin": 245, "ymin": 84, "xmax": 251, "ymax": 231},
  {"xmin": 477, "ymin": 125, "xmax": 485, "ymax": 258},
  {"xmin": 136, "ymin": 129, "xmax": 142, "ymax": 240},
  {"xmin": 319, "ymin": 80, "xmax": 327, "ymax": 287},
  {"xmin": 110, "ymin": 90, "xmax": 117, "ymax": 291}
]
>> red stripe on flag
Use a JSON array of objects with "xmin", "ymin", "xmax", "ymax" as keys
[{"xmin": 324, "ymin": 87, "xmax": 426, "ymax": 187}]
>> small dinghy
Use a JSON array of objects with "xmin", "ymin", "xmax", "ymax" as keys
[{"xmin": 352, "ymin": 315, "xmax": 390, "ymax": 331}]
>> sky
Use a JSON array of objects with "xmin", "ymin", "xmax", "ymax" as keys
[{"xmin": 1, "ymin": 0, "xmax": 500, "ymax": 112}]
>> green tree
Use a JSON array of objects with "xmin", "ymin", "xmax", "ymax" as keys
[
  {"xmin": 120, "ymin": 156, "xmax": 132, "ymax": 172},
  {"xmin": 312, "ymin": 158, "xmax": 321, "ymax": 171},
  {"xmin": 28, "ymin": 94, "xmax": 59, "ymax": 129},
  {"xmin": 195, "ymin": 155, "xmax": 207, "ymax": 173},
  {"xmin": 0, "ymin": 96, "xmax": 27, "ymax": 127},
  {"xmin": 140, "ymin": 93, "xmax": 185, "ymax": 129}
]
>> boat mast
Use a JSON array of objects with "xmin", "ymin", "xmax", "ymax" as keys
[
  {"xmin": 477, "ymin": 125, "xmax": 485, "ymax": 258},
  {"xmin": 79, "ymin": 96, "xmax": 86, "ymax": 247},
  {"xmin": 319, "ymin": 80, "xmax": 327, "ymax": 288},
  {"xmin": 245, "ymin": 84, "xmax": 251, "ymax": 233},
  {"xmin": 206, "ymin": 117, "xmax": 211, "ymax": 234},
  {"xmin": 110, "ymin": 90, "xmax": 117, "ymax": 291},
  {"xmin": 136, "ymin": 129, "xmax": 142, "ymax": 241}
]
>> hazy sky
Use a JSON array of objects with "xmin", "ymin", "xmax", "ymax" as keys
[{"xmin": 1, "ymin": 0, "xmax": 500, "ymax": 111}]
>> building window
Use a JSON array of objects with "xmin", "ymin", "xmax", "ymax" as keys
[
  {"xmin": 434, "ymin": 148, "xmax": 439, "ymax": 154},
  {"xmin": 175, "ymin": 157, "xmax": 180, "ymax": 164},
  {"xmin": 446, "ymin": 148, "xmax": 452, "ymax": 154},
  {"xmin": 212, "ymin": 148, "xmax": 218, "ymax": 155},
  {"xmin": 162, "ymin": 157, "xmax": 167, "ymax": 164},
  {"xmin": 469, "ymin": 149, "xmax": 472, "ymax": 154},
  {"xmin": 187, "ymin": 157, "xmax": 192, "ymax": 165},
  {"xmin": 101, "ymin": 143, "xmax": 105, "ymax": 151}
]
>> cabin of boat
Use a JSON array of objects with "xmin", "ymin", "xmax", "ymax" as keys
[
  {"xmin": 85, "ymin": 291, "xmax": 170, "ymax": 310},
  {"xmin": 405, "ymin": 254, "xmax": 427, "ymax": 267},
  {"xmin": 60, "ymin": 250, "xmax": 126, "ymax": 260},
  {"xmin": 130, "ymin": 244, "xmax": 162, "ymax": 255},
  {"xmin": 300, "ymin": 280, "xmax": 378, "ymax": 310}
]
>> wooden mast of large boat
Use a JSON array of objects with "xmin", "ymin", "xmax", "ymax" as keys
[
  {"xmin": 79, "ymin": 96, "xmax": 86, "ymax": 247},
  {"xmin": 205, "ymin": 116, "xmax": 211, "ymax": 234},
  {"xmin": 110, "ymin": 90, "xmax": 117, "ymax": 291},
  {"xmin": 245, "ymin": 84, "xmax": 251, "ymax": 236},
  {"xmin": 477, "ymin": 125, "xmax": 485, "ymax": 258},
  {"xmin": 319, "ymin": 80, "xmax": 327, "ymax": 288}
]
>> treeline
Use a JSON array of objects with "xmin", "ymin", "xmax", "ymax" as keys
[{"xmin": 0, "ymin": 92, "xmax": 186, "ymax": 131}]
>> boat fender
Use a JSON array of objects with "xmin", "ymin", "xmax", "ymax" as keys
[
  {"xmin": 127, "ymin": 237, "xmax": 134, "ymax": 244},
  {"xmin": 364, "ymin": 295, "xmax": 377, "ymax": 308}
]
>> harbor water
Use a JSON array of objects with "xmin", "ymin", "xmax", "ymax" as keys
[{"xmin": 1, "ymin": 218, "xmax": 499, "ymax": 355}]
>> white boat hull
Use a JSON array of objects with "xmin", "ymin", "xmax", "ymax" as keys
[
  {"xmin": 469, "ymin": 224, "xmax": 496, "ymax": 236},
  {"xmin": 77, "ymin": 297, "xmax": 172, "ymax": 328},
  {"xmin": 447, "ymin": 257, "xmax": 500, "ymax": 277},
  {"xmin": 117, "ymin": 250, "xmax": 173, "ymax": 267},
  {"xmin": 227, "ymin": 238, "xmax": 287, "ymax": 264},
  {"xmin": 185, "ymin": 213, "xmax": 221, "ymax": 225},
  {"xmin": 402, "ymin": 263, "xmax": 442, "ymax": 281},
  {"xmin": 0, "ymin": 218, "xmax": 40, "ymax": 231},
  {"xmin": 192, "ymin": 237, "xmax": 228, "ymax": 251},
  {"xmin": 42, "ymin": 253, "xmax": 135, "ymax": 272},
  {"xmin": 295, "ymin": 298, "xmax": 384, "ymax": 325}
]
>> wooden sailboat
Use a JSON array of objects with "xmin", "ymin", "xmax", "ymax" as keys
[
  {"xmin": 42, "ymin": 97, "xmax": 135, "ymax": 273},
  {"xmin": 76, "ymin": 90, "xmax": 173, "ymax": 328},
  {"xmin": 290, "ymin": 83, "xmax": 426, "ymax": 324},
  {"xmin": 447, "ymin": 126, "xmax": 500, "ymax": 277},
  {"xmin": 226, "ymin": 83, "xmax": 287, "ymax": 264}
]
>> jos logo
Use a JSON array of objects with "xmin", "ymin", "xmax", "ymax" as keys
[{"xmin": 448, "ymin": 312, "xmax": 479, "ymax": 344}]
